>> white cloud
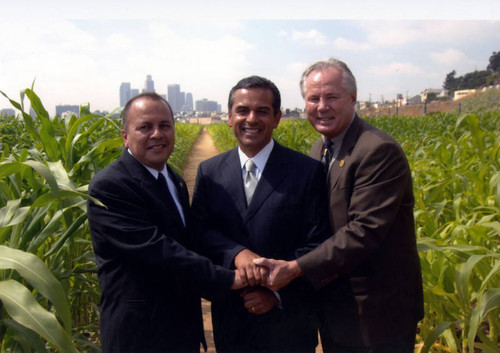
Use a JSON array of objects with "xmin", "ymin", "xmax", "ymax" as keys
[
  {"xmin": 334, "ymin": 37, "xmax": 373, "ymax": 51},
  {"xmin": 290, "ymin": 29, "xmax": 328, "ymax": 46},
  {"xmin": 430, "ymin": 48, "xmax": 471, "ymax": 66},
  {"xmin": 358, "ymin": 20, "xmax": 500, "ymax": 47},
  {"xmin": 367, "ymin": 62, "xmax": 424, "ymax": 75}
]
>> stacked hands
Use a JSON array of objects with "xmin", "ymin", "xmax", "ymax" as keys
[{"xmin": 231, "ymin": 249, "xmax": 301, "ymax": 315}]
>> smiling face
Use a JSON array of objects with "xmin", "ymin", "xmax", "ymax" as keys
[
  {"xmin": 121, "ymin": 97, "xmax": 174, "ymax": 171},
  {"xmin": 304, "ymin": 67, "xmax": 356, "ymax": 139},
  {"xmin": 228, "ymin": 88, "xmax": 281, "ymax": 157}
]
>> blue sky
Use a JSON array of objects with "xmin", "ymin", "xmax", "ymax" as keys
[{"xmin": 1, "ymin": 1, "xmax": 499, "ymax": 115}]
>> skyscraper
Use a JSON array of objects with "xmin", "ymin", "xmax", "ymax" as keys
[
  {"xmin": 167, "ymin": 84, "xmax": 181, "ymax": 113},
  {"xmin": 120, "ymin": 82, "xmax": 131, "ymax": 107},
  {"xmin": 143, "ymin": 75, "xmax": 155, "ymax": 93},
  {"xmin": 185, "ymin": 93, "xmax": 194, "ymax": 112}
]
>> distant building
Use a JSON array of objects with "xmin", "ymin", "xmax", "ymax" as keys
[
  {"xmin": 185, "ymin": 92, "xmax": 194, "ymax": 112},
  {"xmin": 453, "ymin": 89, "xmax": 477, "ymax": 101},
  {"xmin": 195, "ymin": 98, "xmax": 218, "ymax": 115},
  {"xmin": 167, "ymin": 84, "xmax": 181, "ymax": 113},
  {"xmin": 405, "ymin": 95, "xmax": 422, "ymax": 105},
  {"xmin": 1, "ymin": 108, "xmax": 15, "ymax": 117},
  {"xmin": 130, "ymin": 89, "xmax": 139, "ymax": 98},
  {"xmin": 420, "ymin": 88, "xmax": 448, "ymax": 102},
  {"xmin": 143, "ymin": 75, "xmax": 155, "ymax": 93},
  {"xmin": 120, "ymin": 82, "xmax": 131, "ymax": 107},
  {"xmin": 56, "ymin": 105, "xmax": 79, "ymax": 117}
]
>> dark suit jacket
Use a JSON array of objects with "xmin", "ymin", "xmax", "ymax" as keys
[
  {"xmin": 87, "ymin": 150, "xmax": 234, "ymax": 353},
  {"xmin": 191, "ymin": 141, "xmax": 330, "ymax": 352},
  {"xmin": 298, "ymin": 115, "xmax": 424, "ymax": 347}
]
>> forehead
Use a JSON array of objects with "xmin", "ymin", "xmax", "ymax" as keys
[
  {"xmin": 232, "ymin": 88, "xmax": 274, "ymax": 108},
  {"xmin": 130, "ymin": 98, "xmax": 173, "ymax": 122},
  {"xmin": 305, "ymin": 68, "xmax": 343, "ymax": 91}
]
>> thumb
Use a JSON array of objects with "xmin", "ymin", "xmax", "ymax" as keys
[{"xmin": 253, "ymin": 257, "xmax": 269, "ymax": 266}]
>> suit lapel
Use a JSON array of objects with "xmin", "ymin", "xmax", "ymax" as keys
[
  {"xmin": 167, "ymin": 164, "xmax": 189, "ymax": 219},
  {"xmin": 220, "ymin": 149, "xmax": 248, "ymax": 216},
  {"xmin": 328, "ymin": 115, "xmax": 361, "ymax": 191},
  {"xmin": 245, "ymin": 143, "xmax": 288, "ymax": 221},
  {"xmin": 121, "ymin": 151, "xmax": 186, "ymax": 229}
]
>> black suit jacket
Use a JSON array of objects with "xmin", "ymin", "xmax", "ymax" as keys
[
  {"xmin": 87, "ymin": 150, "xmax": 234, "ymax": 353},
  {"xmin": 191, "ymin": 141, "xmax": 330, "ymax": 352},
  {"xmin": 298, "ymin": 116, "xmax": 424, "ymax": 347}
]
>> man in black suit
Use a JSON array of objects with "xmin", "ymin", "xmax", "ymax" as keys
[
  {"xmin": 255, "ymin": 58, "xmax": 424, "ymax": 353},
  {"xmin": 190, "ymin": 76, "xmax": 330, "ymax": 353},
  {"xmin": 87, "ymin": 92, "xmax": 245, "ymax": 353}
]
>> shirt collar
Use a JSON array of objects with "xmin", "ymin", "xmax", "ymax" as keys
[
  {"xmin": 127, "ymin": 149, "xmax": 167, "ymax": 179},
  {"xmin": 238, "ymin": 139, "xmax": 274, "ymax": 172},
  {"xmin": 323, "ymin": 113, "xmax": 355, "ymax": 148}
]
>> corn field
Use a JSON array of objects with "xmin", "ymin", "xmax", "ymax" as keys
[
  {"xmin": 0, "ymin": 88, "xmax": 202, "ymax": 352},
  {"xmin": 0, "ymin": 87, "xmax": 499, "ymax": 352},
  {"xmin": 208, "ymin": 113, "xmax": 500, "ymax": 353}
]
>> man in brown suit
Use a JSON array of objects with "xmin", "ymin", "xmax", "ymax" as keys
[{"xmin": 255, "ymin": 58, "xmax": 423, "ymax": 353}]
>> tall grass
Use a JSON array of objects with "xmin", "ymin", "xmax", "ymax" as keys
[
  {"xmin": 0, "ymin": 87, "xmax": 203, "ymax": 352},
  {"xmin": 206, "ymin": 113, "xmax": 500, "ymax": 352}
]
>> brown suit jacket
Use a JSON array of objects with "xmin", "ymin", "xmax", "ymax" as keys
[{"xmin": 297, "ymin": 115, "xmax": 424, "ymax": 347}]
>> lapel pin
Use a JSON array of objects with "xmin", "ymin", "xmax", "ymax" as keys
[{"xmin": 340, "ymin": 160, "xmax": 345, "ymax": 167}]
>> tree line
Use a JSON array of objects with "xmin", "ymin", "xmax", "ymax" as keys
[{"xmin": 443, "ymin": 50, "xmax": 500, "ymax": 95}]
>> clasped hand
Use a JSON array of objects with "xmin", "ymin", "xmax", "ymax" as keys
[{"xmin": 234, "ymin": 249, "xmax": 269, "ymax": 287}]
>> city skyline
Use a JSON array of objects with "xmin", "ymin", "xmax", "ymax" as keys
[{"xmin": 1, "ymin": 1, "xmax": 499, "ymax": 114}]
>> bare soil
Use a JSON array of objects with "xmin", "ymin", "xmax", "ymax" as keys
[{"xmin": 181, "ymin": 127, "xmax": 219, "ymax": 352}]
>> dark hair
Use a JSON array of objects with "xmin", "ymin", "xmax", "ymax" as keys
[
  {"xmin": 122, "ymin": 92, "xmax": 174, "ymax": 132},
  {"xmin": 227, "ymin": 76, "xmax": 281, "ymax": 116},
  {"xmin": 300, "ymin": 58, "xmax": 357, "ymax": 97}
]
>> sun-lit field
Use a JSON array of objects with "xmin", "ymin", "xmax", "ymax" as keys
[{"xmin": 0, "ymin": 88, "xmax": 499, "ymax": 352}]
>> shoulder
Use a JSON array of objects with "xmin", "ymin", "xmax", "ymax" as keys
[
  {"xmin": 273, "ymin": 142, "xmax": 323, "ymax": 169},
  {"xmin": 88, "ymin": 153, "xmax": 138, "ymax": 195},
  {"xmin": 198, "ymin": 148, "xmax": 236, "ymax": 170}
]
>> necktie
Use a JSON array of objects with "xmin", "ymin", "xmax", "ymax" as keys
[
  {"xmin": 321, "ymin": 140, "xmax": 334, "ymax": 171},
  {"xmin": 157, "ymin": 172, "xmax": 185, "ymax": 226},
  {"xmin": 244, "ymin": 159, "xmax": 258, "ymax": 205}
]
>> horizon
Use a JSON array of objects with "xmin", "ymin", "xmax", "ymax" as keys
[{"xmin": 1, "ymin": 1, "xmax": 499, "ymax": 115}]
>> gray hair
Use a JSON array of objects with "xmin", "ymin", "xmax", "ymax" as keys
[{"xmin": 299, "ymin": 58, "xmax": 357, "ymax": 97}]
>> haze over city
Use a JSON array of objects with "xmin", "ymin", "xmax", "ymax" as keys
[{"xmin": 1, "ymin": 0, "xmax": 499, "ymax": 116}]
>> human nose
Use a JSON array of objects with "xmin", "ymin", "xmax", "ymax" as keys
[
  {"xmin": 317, "ymin": 97, "xmax": 329, "ymax": 112},
  {"xmin": 150, "ymin": 126, "xmax": 162, "ymax": 138},
  {"xmin": 246, "ymin": 110, "xmax": 257, "ymax": 123}
]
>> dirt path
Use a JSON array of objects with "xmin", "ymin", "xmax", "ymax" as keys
[
  {"xmin": 182, "ymin": 127, "xmax": 219, "ymax": 352},
  {"xmin": 183, "ymin": 127, "xmax": 218, "ymax": 202}
]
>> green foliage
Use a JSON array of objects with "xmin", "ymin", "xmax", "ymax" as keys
[
  {"xmin": 213, "ymin": 113, "xmax": 500, "ymax": 352},
  {"xmin": 487, "ymin": 51, "xmax": 500, "ymax": 73},
  {"xmin": 1, "ymin": 85, "xmax": 498, "ymax": 352},
  {"xmin": 461, "ymin": 87, "xmax": 500, "ymax": 114},
  {"xmin": 169, "ymin": 123, "xmax": 204, "ymax": 175},
  {"xmin": 281, "ymin": 113, "xmax": 500, "ymax": 353},
  {"xmin": 0, "ymin": 88, "xmax": 203, "ymax": 351},
  {"xmin": 206, "ymin": 123, "xmax": 237, "ymax": 153}
]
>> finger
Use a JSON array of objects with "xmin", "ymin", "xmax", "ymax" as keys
[
  {"xmin": 241, "ymin": 266, "xmax": 256, "ymax": 287},
  {"xmin": 252, "ymin": 258, "xmax": 268, "ymax": 266},
  {"xmin": 258, "ymin": 267, "xmax": 268, "ymax": 286},
  {"xmin": 252, "ymin": 265, "xmax": 262, "ymax": 286}
]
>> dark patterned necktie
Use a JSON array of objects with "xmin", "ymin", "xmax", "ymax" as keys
[{"xmin": 321, "ymin": 140, "xmax": 334, "ymax": 171}]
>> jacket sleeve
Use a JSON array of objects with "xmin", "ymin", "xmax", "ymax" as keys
[
  {"xmin": 87, "ymin": 171, "xmax": 234, "ymax": 298},
  {"xmin": 190, "ymin": 163, "xmax": 246, "ymax": 268},
  {"xmin": 298, "ymin": 139, "xmax": 413, "ymax": 289}
]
